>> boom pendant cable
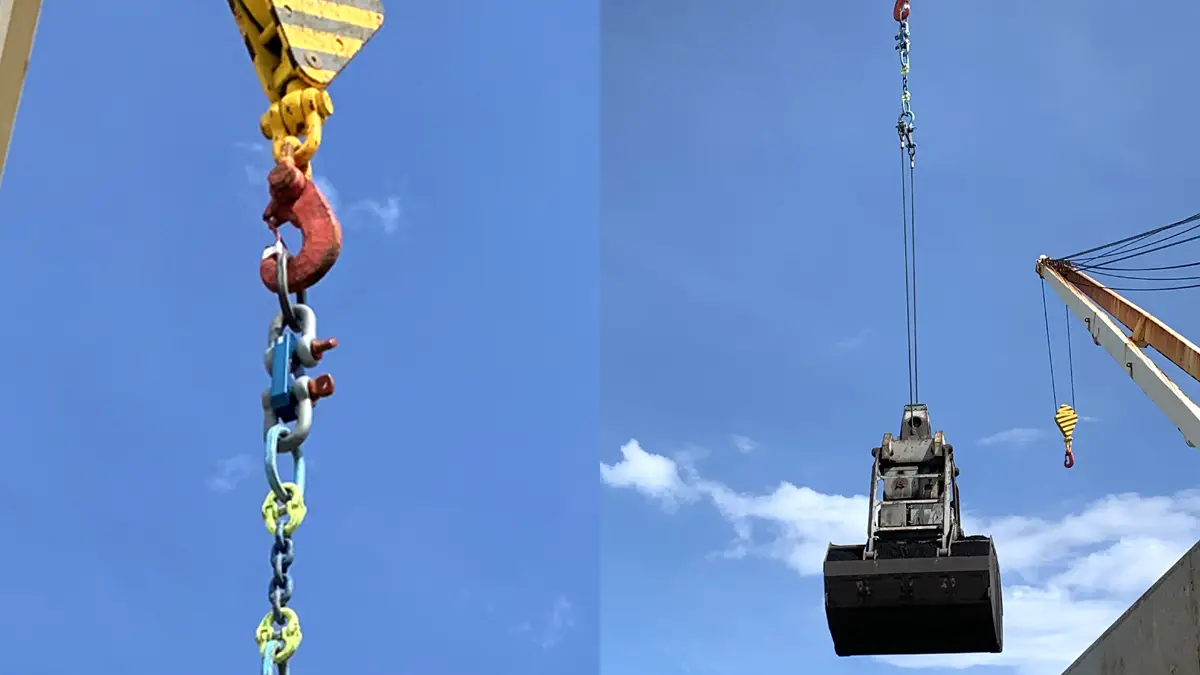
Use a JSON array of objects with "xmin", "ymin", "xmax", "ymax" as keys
[
  {"xmin": 1062, "ymin": 212, "xmax": 1200, "ymax": 264},
  {"xmin": 895, "ymin": 0, "xmax": 920, "ymax": 403}
]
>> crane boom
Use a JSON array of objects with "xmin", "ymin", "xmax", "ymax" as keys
[
  {"xmin": 0, "ymin": 0, "xmax": 41, "ymax": 188},
  {"xmin": 1035, "ymin": 255, "xmax": 1200, "ymax": 448}
]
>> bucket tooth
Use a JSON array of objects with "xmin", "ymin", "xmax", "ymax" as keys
[{"xmin": 823, "ymin": 405, "xmax": 1004, "ymax": 656}]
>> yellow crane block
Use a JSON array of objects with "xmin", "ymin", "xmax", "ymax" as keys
[
  {"xmin": 1054, "ymin": 404, "xmax": 1078, "ymax": 442},
  {"xmin": 228, "ymin": 0, "xmax": 385, "ymax": 102},
  {"xmin": 229, "ymin": 0, "xmax": 385, "ymax": 169},
  {"xmin": 1055, "ymin": 404, "xmax": 1078, "ymax": 468}
]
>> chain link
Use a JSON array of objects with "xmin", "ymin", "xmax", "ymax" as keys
[
  {"xmin": 895, "ymin": 16, "xmax": 916, "ymax": 167},
  {"xmin": 255, "ymin": 252, "xmax": 336, "ymax": 674}
]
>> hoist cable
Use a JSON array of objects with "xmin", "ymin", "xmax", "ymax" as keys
[
  {"xmin": 900, "ymin": 148, "xmax": 915, "ymax": 405},
  {"xmin": 908, "ymin": 159, "xmax": 919, "ymax": 403},
  {"xmin": 1041, "ymin": 278, "xmax": 1080, "ymax": 469},
  {"xmin": 1040, "ymin": 280, "xmax": 1059, "ymax": 408}
]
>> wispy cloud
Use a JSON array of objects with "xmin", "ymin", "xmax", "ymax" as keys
[
  {"xmin": 207, "ymin": 454, "xmax": 253, "ymax": 492},
  {"xmin": 832, "ymin": 329, "xmax": 870, "ymax": 351},
  {"xmin": 537, "ymin": 596, "xmax": 576, "ymax": 650},
  {"xmin": 235, "ymin": 141, "xmax": 267, "ymax": 154},
  {"xmin": 457, "ymin": 586, "xmax": 575, "ymax": 652},
  {"xmin": 313, "ymin": 175, "xmax": 341, "ymax": 211},
  {"xmin": 233, "ymin": 142, "xmax": 404, "ymax": 235},
  {"xmin": 729, "ymin": 434, "xmax": 758, "ymax": 454},
  {"xmin": 351, "ymin": 196, "xmax": 403, "ymax": 234},
  {"xmin": 978, "ymin": 427, "xmax": 1045, "ymax": 447}
]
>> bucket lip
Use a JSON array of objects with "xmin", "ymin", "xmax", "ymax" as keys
[
  {"xmin": 824, "ymin": 552, "xmax": 997, "ymax": 576},
  {"xmin": 825, "ymin": 536, "xmax": 999, "ymax": 559}
]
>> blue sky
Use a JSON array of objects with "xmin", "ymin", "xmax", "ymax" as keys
[
  {"xmin": 601, "ymin": 1, "xmax": 1200, "ymax": 675},
  {"xmin": 0, "ymin": 2, "xmax": 596, "ymax": 674}
]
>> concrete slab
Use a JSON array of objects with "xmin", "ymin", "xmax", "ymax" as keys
[{"xmin": 1062, "ymin": 539, "xmax": 1200, "ymax": 675}]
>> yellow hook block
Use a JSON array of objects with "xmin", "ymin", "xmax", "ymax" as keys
[
  {"xmin": 1054, "ymin": 404, "xmax": 1078, "ymax": 442},
  {"xmin": 229, "ymin": 0, "xmax": 386, "ymax": 102}
]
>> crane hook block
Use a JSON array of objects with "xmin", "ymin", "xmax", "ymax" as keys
[
  {"xmin": 1054, "ymin": 404, "xmax": 1078, "ymax": 468},
  {"xmin": 893, "ymin": 0, "xmax": 911, "ymax": 22},
  {"xmin": 229, "ymin": 0, "xmax": 386, "ymax": 102}
]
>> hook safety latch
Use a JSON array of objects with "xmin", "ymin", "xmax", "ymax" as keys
[{"xmin": 260, "ymin": 158, "xmax": 343, "ymax": 295}]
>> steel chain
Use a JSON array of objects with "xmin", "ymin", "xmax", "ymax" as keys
[
  {"xmin": 255, "ymin": 250, "xmax": 335, "ymax": 674},
  {"xmin": 895, "ymin": 14, "xmax": 916, "ymax": 167}
]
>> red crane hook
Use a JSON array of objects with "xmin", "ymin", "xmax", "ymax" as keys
[
  {"xmin": 260, "ymin": 158, "xmax": 343, "ymax": 295},
  {"xmin": 894, "ymin": 0, "xmax": 911, "ymax": 22}
]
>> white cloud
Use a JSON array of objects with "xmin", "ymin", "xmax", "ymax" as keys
[
  {"xmin": 602, "ymin": 439, "xmax": 1200, "ymax": 675},
  {"xmin": 351, "ymin": 196, "xmax": 403, "ymax": 234},
  {"xmin": 207, "ymin": 454, "xmax": 253, "ymax": 492},
  {"xmin": 600, "ymin": 440, "xmax": 693, "ymax": 511},
  {"xmin": 506, "ymin": 594, "xmax": 577, "ymax": 652},
  {"xmin": 539, "ymin": 596, "xmax": 576, "ymax": 650},
  {"xmin": 730, "ymin": 434, "xmax": 758, "ymax": 454},
  {"xmin": 979, "ymin": 427, "xmax": 1045, "ymax": 447},
  {"xmin": 313, "ymin": 175, "xmax": 341, "ymax": 212}
]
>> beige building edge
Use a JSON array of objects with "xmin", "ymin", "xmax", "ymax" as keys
[
  {"xmin": 0, "ymin": 0, "xmax": 39, "ymax": 187},
  {"xmin": 1062, "ymin": 539, "xmax": 1200, "ymax": 675}
]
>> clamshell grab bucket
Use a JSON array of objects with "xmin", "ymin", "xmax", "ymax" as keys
[
  {"xmin": 823, "ymin": 536, "xmax": 1003, "ymax": 656},
  {"xmin": 824, "ymin": 405, "xmax": 1004, "ymax": 657}
]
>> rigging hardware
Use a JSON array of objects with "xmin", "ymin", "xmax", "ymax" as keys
[{"xmin": 228, "ymin": 2, "xmax": 385, "ymax": 672}]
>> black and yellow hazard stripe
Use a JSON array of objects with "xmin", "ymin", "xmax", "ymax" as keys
[{"xmin": 274, "ymin": 0, "xmax": 385, "ymax": 87}]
